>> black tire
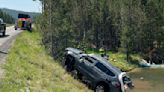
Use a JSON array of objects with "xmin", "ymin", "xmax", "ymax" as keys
[
  {"xmin": 64, "ymin": 65, "xmax": 70, "ymax": 72},
  {"xmin": 15, "ymin": 27, "xmax": 17, "ymax": 30},
  {"xmin": 27, "ymin": 27, "xmax": 32, "ymax": 32},
  {"xmin": 71, "ymin": 69, "xmax": 79, "ymax": 79},
  {"xmin": 95, "ymin": 83, "xmax": 109, "ymax": 92},
  {"xmin": 27, "ymin": 24, "xmax": 32, "ymax": 32},
  {"xmin": 64, "ymin": 55, "xmax": 75, "ymax": 72},
  {"xmin": 2, "ymin": 30, "xmax": 5, "ymax": 36}
]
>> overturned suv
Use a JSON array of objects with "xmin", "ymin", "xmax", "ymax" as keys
[{"xmin": 63, "ymin": 48, "xmax": 134, "ymax": 92}]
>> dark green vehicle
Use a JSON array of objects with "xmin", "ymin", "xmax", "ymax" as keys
[
  {"xmin": 64, "ymin": 48, "xmax": 134, "ymax": 92},
  {"xmin": 0, "ymin": 18, "xmax": 6, "ymax": 36}
]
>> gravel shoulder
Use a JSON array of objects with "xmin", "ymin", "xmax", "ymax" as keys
[{"xmin": 0, "ymin": 26, "xmax": 22, "ymax": 79}]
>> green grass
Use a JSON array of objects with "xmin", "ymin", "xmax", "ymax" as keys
[
  {"xmin": 86, "ymin": 49, "xmax": 141, "ymax": 72},
  {"xmin": 108, "ymin": 52, "xmax": 140, "ymax": 71},
  {"xmin": 0, "ymin": 30, "xmax": 91, "ymax": 92}
]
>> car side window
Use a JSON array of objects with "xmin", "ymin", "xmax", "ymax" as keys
[
  {"xmin": 84, "ymin": 57, "xmax": 94, "ymax": 64},
  {"xmin": 81, "ymin": 57, "xmax": 94, "ymax": 66},
  {"xmin": 95, "ymin": 62, "xmax": 115, "ymax": 77}
]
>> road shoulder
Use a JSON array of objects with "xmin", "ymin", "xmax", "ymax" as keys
[{"xmin": 0, "ymin": 31, "xmax": 22, "ymax": 80}]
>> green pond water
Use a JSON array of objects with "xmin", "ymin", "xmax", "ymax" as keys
[{"xmin": 128, "ymin": 68, "xmax": 164, "ymax": 92}]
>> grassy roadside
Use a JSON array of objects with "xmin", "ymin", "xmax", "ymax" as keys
[
  {"xmin": 0, "ymin": 30, "xmax": 91, "ymax": 92},
  {"xmin": 87, "ymin": 49, "xmax": 141, "ymax": 72}
]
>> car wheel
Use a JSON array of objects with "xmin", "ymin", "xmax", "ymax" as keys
[
  {"xmin": 27, "ymin": 27, "xmax": 32, "ymax": 32},
  {"xmin": 27, "ymin": 24, "xmax": 32, "ymax": 32},
  {"xmin": 2, "ymin": 31, "xmax": 5, "ymax": 36},
  {"xmin": 71, "ymin": 69, "xmax": 78, "ymax": 79},
  {"xmin": 64, "ymin": 63, "xmax": 74, "ymax": 72},
  {"xmin": 95, "ymin": 84, "xmax": 108, "ymax": 92},
  {"xmin": 15, "ymin": 27, "xmax": 17, "ymax": 30}
]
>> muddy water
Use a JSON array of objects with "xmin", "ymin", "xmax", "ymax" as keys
[{"xmin": 128, "ymin": 68, "xmax": 164, "ymax": 92}]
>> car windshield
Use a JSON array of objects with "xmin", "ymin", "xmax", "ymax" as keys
[{"xmin": 18, "ymin": 14, "xmax": 30, "ymax": 18}]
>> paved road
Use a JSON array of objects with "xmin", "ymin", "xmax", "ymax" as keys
[
  {"xmin": 0, "ymin": 26, "xmax": 22, "ymax": 79},
  {"xmin": 0, "ymin": 26, "xmax": 22, "ymax": 46}
]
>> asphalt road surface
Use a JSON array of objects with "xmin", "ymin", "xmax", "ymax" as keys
[{"xmin": 0, "ymin": 26, "xmax": 22, "ymax": 79}]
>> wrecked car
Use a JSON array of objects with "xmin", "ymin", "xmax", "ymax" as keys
[{"xmin": 63, "ymin": 48, "xmax": 134, "ymax": 92}]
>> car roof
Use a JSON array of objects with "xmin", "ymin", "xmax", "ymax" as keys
[
  {"xmin": 66, "ymin": 48, "xmax": 122, "ymax": 75},
  {"xmin": 88, "ymin": 54, "xmax": 122, "ymax": 75},
  {"xmin": 66, "ymin": 47, "xmax": 83, "ymax": 54}
]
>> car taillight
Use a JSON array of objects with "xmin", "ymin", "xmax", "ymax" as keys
[{"xmin": 111, "ymin": 81, "xmax": 121, "ymax": 88}]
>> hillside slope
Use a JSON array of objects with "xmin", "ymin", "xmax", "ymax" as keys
[
  {"xmin": 1, "ymin": 8, "xmax": 40, "ymax": 20},
  {"xmin": 0, "ymin": 30, "xmax": 91, "ymax": 92}
]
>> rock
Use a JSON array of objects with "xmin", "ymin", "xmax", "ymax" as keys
[{"xmin": 140, "ymin": 77, "xmax": 144, "ymax": 80}]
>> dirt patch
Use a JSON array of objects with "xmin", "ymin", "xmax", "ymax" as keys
[
  {"xmin": 128, "ymin": 68, "xmax": 164, "ymax": 92},
  {"xmin": 130, "ymin": 79, "xmax": 152, "ymax": 92}
]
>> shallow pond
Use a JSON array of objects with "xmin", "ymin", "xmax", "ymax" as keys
[{"xmin": 128, "ymin": 68, "xmax": 164, "ymax": 92}]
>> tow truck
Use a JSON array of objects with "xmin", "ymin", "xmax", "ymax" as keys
[{"xmin": 15, "ymin": 13, "xmax": 32, "ymax": 31}]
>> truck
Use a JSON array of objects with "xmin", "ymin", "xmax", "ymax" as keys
[
  {"xmin": 15, "ymin": 13, "xmax": 32, "ymax": 31},
  {"xmin": 0, "ymin": 18, "xmax": 6, "ymax": 36}
]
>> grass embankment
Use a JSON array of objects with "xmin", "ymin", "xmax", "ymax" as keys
[
  {"xmin": 87, "ymin": 49, "xmax": 141, "ymax": 72},
  {"xmin": 0, "ymin": 30, "xmax": 91, "ymax": 92}
]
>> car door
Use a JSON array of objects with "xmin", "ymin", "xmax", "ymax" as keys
[
  {"xmin": 94, "ymin": 62, "xmax": 116, "ymax": 81},
  {"xmin": 78, "ymin": 56, "xmax": 97, "ymax": 82}
]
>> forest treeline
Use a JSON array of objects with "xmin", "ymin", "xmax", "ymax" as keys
[
  {"xmin": 36, "ymin": 0, "xmax": 164, "ymax": 59},
  {"xmin": 0, "ymin": 9, "xmax": 14, "ymax": 24}
]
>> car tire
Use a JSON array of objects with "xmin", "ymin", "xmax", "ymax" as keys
[
  {"xmin": 27, "ymin": 27, "xmax": 32, "ymax": 32},
  {"xmin": 15, "ymin": 27, "xmax": 17, "ymax": 30},
  {"xmin": 64, "ymin": 56, "xmax": 75, "ymax": 72},
  {"xmin": 71, "ymin": 69, "xmax": 79, "ymax": 79},
  {"xmin": 95, "ymin": 84, "xmax": 109, "ymax": 92},
  {"xmin": 27, "ymin": 24, "xmax": 32, "ymax": 32},
  {"xmin": 2, "ymin": 30, "xmax": 5, "ymax": 36},
  {"xmin": 64, "ymin": 65, "xmax": 70, "ymax": 72}
]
